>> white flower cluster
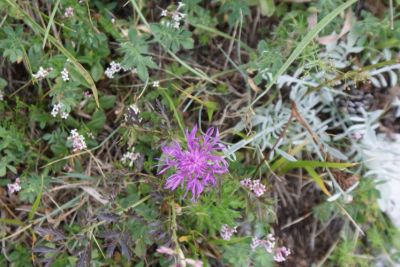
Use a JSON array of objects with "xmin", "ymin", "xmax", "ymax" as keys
[
  {"xmin": 104, "ymin": 61, "xmax": 132, "ymax": 79},
  {"xmin": 251, "ymin": 234, "xmax": 291, "ymax": 262},
  {"xmin": 64, "ymin": 7, "xmax": 74, "ymax": 18},
  {"xmin": 105, "ymin": 61, "xmax": 122, "ymax": 78},
  {"xmin": 124, "ymin": 103, "xmax": 142, "ymax": 124},
  {"xmin": 160, "ymin": 2, "xmax": 186, "ymax": 29},
  {"xmin": 68, "ymin": 129, "xmax": 87, "ymax": 152},
  {"xmin": 51, "ymin": 103, "xmax": 69, "ymax": 119},
  {"xmin": 7, "ymin": 178, "xmax": 21, "ymax": 195},
  {"xmin": 61, "ymin": 68, "xmax": 69, "ymax": 81},
  {"xmin": 220, "ymin": 224, "xmax": 237, "ymax": 241},
  {"xmin": 251, "ymin": 234, "xmax": 275, "ymax": 253},
  {"xmin": 240, "ymin": 178, "xmax": 266, "ymax": 197},
  {"xmin": 121, "ymin": 148, "xmax": 140, "ymax": 167},
  {"xmin": 156, "ymin": 246, "xmax": 203, "ymax": 267},
  {"xmin": 32, "ymin": 67, "xmax": 53, "ymax": 80}
]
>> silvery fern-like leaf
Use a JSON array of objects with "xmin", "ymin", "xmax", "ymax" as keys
[
  {"xmin": 392, "ymin": 98, "xmax": 400, "ymax": 118},
  {"xmin": 368, "ymin": 63, "xmax": 400, "ymax": 88},
  {"xmin": 360, "ymin": 132, "xmax": 400, "ymax": 228}
]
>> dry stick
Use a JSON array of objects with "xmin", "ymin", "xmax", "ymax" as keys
[
  {"xmin": 309, "ymin": 59, "xmax": 400, "ymax": 93},
  {"xmin": 280, "ymin": 211, "xmax": 313, "ymax": 230},
  {"xmin": 317, "ymin": 237, "xmax": 341, "ymax": 267},
  {"xmin": 223, "ymin": 20, "xmax": 239, "ymax": 70},
  {"xmin": 290, "ymin": 102, "xmax": 364, "ymax": 235},
  {"xmin": 251, "ymin": 112, "xmax": 293, "ymax": 180},
  {"xmin": 170, "ymin": 200, "xmax": 186, "ymax": 266}
]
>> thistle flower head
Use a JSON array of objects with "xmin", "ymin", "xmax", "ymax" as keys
[{"xmin": 159, "ymin": 126, "xmax": 228, "ymax": 200}]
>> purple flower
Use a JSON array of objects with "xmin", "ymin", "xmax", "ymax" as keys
[
  {"xmin": 159, "ymin": 126, "xmax": 228, "ymax": 200},
  {"xmin": 220, "ymin": 224, "xmax": 237, "ymax": 240},
  {"xmin": 274, "ymin": 246, "xmax": 291, "ymax": 262}
]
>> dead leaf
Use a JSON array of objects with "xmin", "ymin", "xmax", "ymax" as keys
[
  {"xmin": 80, "ymin": 186, "xmax": 109, "ymax": 205},
  {"xmin": 247, "ymin": 77, "xmax": 261, "ymax": 93},
  {"xmin": 308, "ymin": 9, "xmax": 354, "ymax": 45}
]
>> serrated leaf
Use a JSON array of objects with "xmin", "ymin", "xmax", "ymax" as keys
[
  {"xmin": 120, "ymin": 29, "xmax": 157, "ymax": 81},
  {"xmin": 150, "ymin": 24, "xmax": 194, "ymax": 53}
]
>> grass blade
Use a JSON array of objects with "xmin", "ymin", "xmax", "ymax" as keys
[
  {"xmin": 304, "ymin": 166, "xmax": 331, "ymax": 196},
  {"xmin": 42, "ymin": 0, "xmax": 60, "ymax": 49},
  {"xmin": 159, "ymin": 89, "xmax": 186, "ymax": 136},
  {"xmin": 279, "ymin": 160, "xmax": 356, "ymax": 174},
  {"xmin": 29, "ymin": 175, "xmax": 44, "ymax": 221}
]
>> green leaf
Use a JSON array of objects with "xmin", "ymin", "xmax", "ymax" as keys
[
  {"xmin": 29, "ymin": 175, "xmax": 44, "ymax": 221},
  {"xmin": 150, "ymin": 24, "xmax": 194, "ymax": 53},
  {"xmin": 204, "ymin": 101, "xmax": 218, "ymax": 122},
  {"xmin": 87, "ymin": 110, "xmax": 106, "ymax": 131},
  {"xmin": 0, "ymin": 218, "xmax": 25, "ymax": 226},
  {"xmin": 119, "ymin": 29, "xmax": 157, "ymax": 81},
  {"xmin": 304, "ymin": 167, "xmax": 331, "ymax": 196},
  {"xmin": 0, "ymin": 78, "xmax": 7, "ymax": 90},
  {"xmin": 134, "ymin": 238, "xmax": 146, "ymax": 258},
  {"xmin": 0, "ymin": 165, "xmax": 6, "ymax": 177},
  {"xmin": 99, "ymin": 95, "xmax": 117, "ymax": 109},
  {"xmin": 259, "ymin": 0, "xmax": 275, "ymax": 17},
  {"xmin": 91, "ymin": 62, "xmax": 103, "ymax": 82}
]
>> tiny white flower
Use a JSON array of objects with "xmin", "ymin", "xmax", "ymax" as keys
[
  {"xmin": 33, "ymin": 67, "xmax": 53, "ymax": 80},
  {"xmin": 121, "ymin": 148, "xmax": 140, "ymax": 167},
  {"xmin": 161, "ymin": 9, "xmax": 168, "ymax": 17},
  {"xmin": 177, "ymin": 2, "xmax": 185, "ymax": 9},
  {"xmin": 64, "ymin": 7, "xmax": 74, "ymax": 18},
  {"xmin": 152, "ymin": 81, "xmax": 160, "ymax": 88},
  {"xmin": 111, "ymin": 18, "xmax": 116, "ymax": 24},
  {"xmin": 61, "ymin": 68, "xmax": 69, "ymax": 81},
  {"xmin": 51, "ymin": 103, "xmax": 69, "ymax": 119},
  {"xmin": 105, "ymin": 61, "xmax": 123, "ymax": 79},
  {"xmin": 87, "ymin": 132, "xmax": 95, "ymax": 139},
  {"xmin": 124, "ymin": 103, "xmax": 142, "ymax": 124},
  {"xmin": 0, "ymin": 90, "xmax": 4, "ymax": 101},
  {"xmin": 60, "ymin": 112, "xmax": 69, "ymax": 119},
  {"xmin": 51, "ymin": 103, "xmax": 62, "ymax": 118}
]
